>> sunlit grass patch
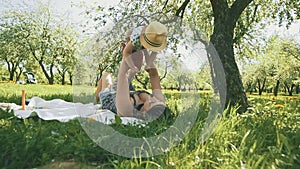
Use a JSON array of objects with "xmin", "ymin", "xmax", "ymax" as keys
[
  {"xmin": 0, "ymin": 83, "xmax": 299, "ymax": 168},
  {"xmin": 0, "ymin": 83, "xmax": 73, "ymax": 104}
]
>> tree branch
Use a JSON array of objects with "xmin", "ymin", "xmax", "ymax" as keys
[
  {"xmin": 230, "ymin": 0, "xmax": 253, "ymax": 24},
  {"xmin": 175, "ymin": 0, "xmax": 190, "ymax": 18},
  {"xmin": 134, "ymin": 74, "xmax": 148, "ymax": 89},
  {"xmin": 162, "ymin": 0, "xmax": 169, "ymax": 11},
  {"xmin": 160, "ymin": 62, "xmax": 168, "ymax": 81},
  {"xmin": 250, "ymin": 4, "xmax": 258, "ymax": 24},
  {"xmin": 233, "ymin": 3, "xmax": 258, "ymax": 43}
]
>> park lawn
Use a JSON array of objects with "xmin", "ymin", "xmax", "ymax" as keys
[
  {"xmin": 0, "ymin": 82, "xmax": 74, "ymax": 104},
  {"xmin": 0, "ymin": 83, "xmax": 299, "ymax": 169}
]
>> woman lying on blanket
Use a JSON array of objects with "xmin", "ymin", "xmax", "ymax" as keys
[
  {"xmin": 95, "ymin": 52, "xmax": 166, "ymax": 120},
  {"xmin": 95, "ymin": 21, "xmax": 168, "ymax": 120}
]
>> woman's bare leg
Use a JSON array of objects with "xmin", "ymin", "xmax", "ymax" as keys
[
  {"xmin": 95, "ymin": 72, "xmax": 112, "ymax": 102},
  {"xmin": 95, "ymin": 78, "xmax": 102, "ymax": 102},
  {"xmin": 101, "ymin": 72, "xmax": 113, "ymax": 89}
]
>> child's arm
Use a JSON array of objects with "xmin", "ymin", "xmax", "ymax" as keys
[
  {"xmin": 125, "ymin": 28, "xmax": 133, "ymax": 43},
  {"xmin": 145, "ymin": 51, "xmax": 157, "ymax": 69},
  {"xmin": 122, "ymin": 41, "xmax": 139, "ymax": 74}
]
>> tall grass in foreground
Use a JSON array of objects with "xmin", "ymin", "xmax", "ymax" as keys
[
  {"xmin": 0, "ymin": 83, "xmax": 299, "ymax": 168},
  {"xmin": 109, "ymin": 96, "xmax": 299, "ymax": 169}
]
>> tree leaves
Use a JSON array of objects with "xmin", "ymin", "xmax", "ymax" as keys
[
  {"xmin": 0, "ymin": 2, "xmax": 80, "ymax": 84},
  {"xmin": 242, "ymin": 36, "xmax": 300, "ymax": 96}
]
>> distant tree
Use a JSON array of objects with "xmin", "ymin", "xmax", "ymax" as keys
[
  {"xmin": 79, "ymin": 35, "xmax": 122, "ymax": 86},
  {"xmin": 52, "ymin": 24, "xmax": 79, "ymax": 85},
  {"xmin": 242, "ymin": 60, "xmax": 268, "ymax": 96},
  {"xmin": 275, "ymin": 38, "xmax": 300, "ymax": 96},
  {"xmin": 242, "ymin": 36, "xmax": 300, "ymax": 96},
  {"xmin": 0, "ymin": 16, "xmax": 29, "ymax": 81},
  {"xmin": 1, "ymin": 2, "xmax": 81, "ymax": 85},
  {"xmin": 17, "ymin": 7, "xmax": 55, "ymax": 84},
  {"xmin": 197, "ymin": 62, "xmax": 212, "ymax": 90}
]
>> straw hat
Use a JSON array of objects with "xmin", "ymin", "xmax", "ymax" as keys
[{"xmin": 140, "ymin": 21, "xmax": 168, "ymax": 52}]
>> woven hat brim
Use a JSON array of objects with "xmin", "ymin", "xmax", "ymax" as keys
[{"xmin": 140, "ymin": 33, "xmax": 167, "ymax": 52}]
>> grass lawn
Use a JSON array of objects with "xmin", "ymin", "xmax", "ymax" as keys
[{"xmin": 0, "ymin": 83, "xmax": 299, "ymax": 169}]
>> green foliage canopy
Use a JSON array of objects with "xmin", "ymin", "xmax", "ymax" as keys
[{"xmin": 0, "ymin": 2, "xmax": 80, "ymax": 84}]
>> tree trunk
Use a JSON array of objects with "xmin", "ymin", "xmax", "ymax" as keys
[
  {"xmin": 296, "ymin": 84, "xmax": 299, "ymax": 94},
  {"xmin": 49, "ymin": 63, "xmax": 55, "ymax": 85},
  {"xmin": 15, "ymin": 71, "xmax": 22, "ymax": 81},
  {"xmin": 6, "ymin": 61, "xmax": 15, "ymax": 81},
  {"xmin": 209, "ymin": 0, "xmax": 251, "ymax": 113},
  {"xmin": 38, "ymin": 61, "xmax": 54, "ymax": 85},
  {"xmin": 273, "ymin": 80, "xmax": 280, "ymax": 96},
  {"xmin": 257, "ymin": 78, "xmax": 266, "ymax": 95},
  {"xmin": 288, "ymin": 84, "xmax": 294, "ymax": 96},
  {"xmin": 210, "ymin": 0, "xmax": 252, "ymax": 112},
  {"xmin": 16, "ymin": 65, "xmax": 24, "ymax": 81},
  {"xmin": 9, "ymin": 71, "xmax": 14, "ymax": 81},
  {"xmin": 284, "ymin": 82, "xmax": 295, "ymax": 96},
  {"xmin": 257, "ymin": 79, "xmax": 261, "ymax": 95},
  {"xmin": 288, "ymin": 84, "xmax": 295, "ymax": 96},
  {"xmin": 61, "ymin": 72, "xmax": 65, "ymax": 85},
  {"xmin": 69, "ymin": 73, "xmax": 73, "ymax": 85},
  {"xmin": 57, "ymin": 68, "xmax": 67, "ymax": 85}
]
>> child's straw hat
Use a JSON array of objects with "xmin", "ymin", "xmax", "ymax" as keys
[{"xmin": 140, "ymin": 21, "xmax": 168, "ymax": 52}]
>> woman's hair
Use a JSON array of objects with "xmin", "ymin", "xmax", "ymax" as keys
[
  {"xmin": 136, "ymin": 104, "xmax": 173, "ymax": 122},
  {"xmin": 145, "ymin": 104, "xmax": 166, "ymax": 120}
]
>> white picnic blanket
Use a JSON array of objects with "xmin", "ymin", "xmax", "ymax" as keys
[{"xmin": 0, "ymin": 97, "xmax": 142, "ymax": 125}]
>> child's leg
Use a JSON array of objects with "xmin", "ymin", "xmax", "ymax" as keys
[
  {"xmin": 123, "ymin": 42, "xmax": 137, "ymax": 70},
  {"xmin": 127, "ymin": 50, "xmax": 144, "ymax": 80}
]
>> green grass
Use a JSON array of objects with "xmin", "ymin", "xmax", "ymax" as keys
[
  {"xmin": 0, "ymin": 82, "xmax": 73, "ymax": 104},
  {"xmin": 0, "ymin": 83, "xmax": 299, "ymax": 169}
]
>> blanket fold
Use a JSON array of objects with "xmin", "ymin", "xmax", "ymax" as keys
[{"xmin": 1, "ymin": 97, "xmax": 142, "ymax": 125}]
